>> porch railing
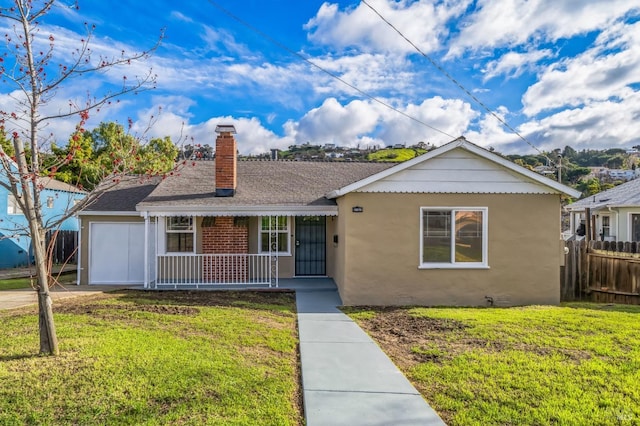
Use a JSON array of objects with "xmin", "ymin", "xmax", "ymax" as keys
[{"xmin": 156, "ymin": 254, "xmax": 277, "ymax": 288}]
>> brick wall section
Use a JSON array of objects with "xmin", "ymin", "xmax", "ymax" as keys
[
  {"xmin": 215, "ymin": 132, "xmax": 237, "ymax": 192},
  {"xmin": 202, "ymin": 217, "xmax": 248, "ymax": 254},
  {"xmin": 202, "ymin": 217, "xmax": 248, "ymax": 282}
]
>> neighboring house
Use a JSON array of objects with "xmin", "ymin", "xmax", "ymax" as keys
[
  {"xmin": 78, "ymin": 125, "xmax": 580, "ymax": 306},
  {"xmin": 565, "ymin": 178, "xmax": 640, "ymax": 242},
  {"xmin": 0, "ymin": 176, "xmax": 85, "ymax": 268}
]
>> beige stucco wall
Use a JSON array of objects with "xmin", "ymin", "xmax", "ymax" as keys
[
  {"xmin": 78, "ymin": 215, "xmax": 144, "ymax": 285},
  {"xmin": 325, "ymin": 217, "xmax": 338, "ymax": 278},
  {"xmin": 334, "ymin": 192, "xmax": 563, "ymax": 306}
]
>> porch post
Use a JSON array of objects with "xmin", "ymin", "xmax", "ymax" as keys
[
  {"xmin": 143, "ymin": 212, "xmax": 149, "ymax": 289},
  {"xmin": 268, "ymin": 216, "xmax": 279, "ymax": 288}
]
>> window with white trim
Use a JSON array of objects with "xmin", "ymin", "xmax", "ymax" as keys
[
  {"xmin": 7, "ymin": 194, "xmax": 21, "ymax": 215},
  {"xmin": 166, "ymin": 216, "xmax": 194, "ymax": 253},
  {"xmin": 420, "ymin": 207, "xmax": 488, "ymax": 268},
  {"xmin": 600, "ymin": 215, "xmax": 611, "ymax": 239},
  {"xmin": 259, "ymin": 216, "xmax": 290, "ymax": 254}
]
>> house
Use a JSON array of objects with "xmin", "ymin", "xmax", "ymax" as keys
[
  {"xmin": 565, "ymin": 178, "xmax": 640, "ymax": 242},
  {"xmin": 0, "ymin": 176, "xmax": 85, "ymax": 268},
  {"xmin": 78, "ymin": 125, "xmax": 580, "ymax": 306}
]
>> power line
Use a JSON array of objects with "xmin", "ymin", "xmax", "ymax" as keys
[
  {"xmin": 361, "ymin": 0, "xmax": 550, "ymax": 159},
  {"xmin": 206, "ymin": 0, "xmax": 456, "ymax": 139}
]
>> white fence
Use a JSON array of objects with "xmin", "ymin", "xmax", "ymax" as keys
[{"xmin": 156, "ymin": 254, "xmax": 277, "ymax": 288}]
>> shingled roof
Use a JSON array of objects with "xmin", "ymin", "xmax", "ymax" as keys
[
  {"xmin": 137, "ymin": 161, "xmax": 394, "ymax": 210},
  {"xmin": 83, "ymin": 176, "xmax": 162, "ymax": 212},
  {"xmin": 80, "ymin": 161, "xmax": 394, "ymax": 214},
  {"xmin": 566, "ymin": 178, "xmax": 640, "ymax": 211}
]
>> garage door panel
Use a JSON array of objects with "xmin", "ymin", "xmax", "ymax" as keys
[{"xmin": 89, "ymin": 222, "xmax": 145, "ymax": 285}]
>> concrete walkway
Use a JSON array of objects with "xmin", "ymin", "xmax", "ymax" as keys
[{"xmin": 296, "ymin": 279, "xmax": 445, "ymax": 426}]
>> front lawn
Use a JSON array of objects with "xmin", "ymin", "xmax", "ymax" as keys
[
  {"xmin": 0, "ymin": 273, "xmax": 76, "ymax": 291},
  {"xmin": 346, "ymin": 303, "xmax": 640, "ymax": 425},
  {"xmin": 0, "ymin": 290, "xmax": 302, "ymax": 425}
]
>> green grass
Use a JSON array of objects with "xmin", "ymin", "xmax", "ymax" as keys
[
  {"xmin": 0, "ymin": 273, "xmax": 76, "ymax": 291},
  {"xmin": 0, "ymin": 290, "xmax": 301, "ymax": 425},
  {"xmin": 367, "ymin": 148, "xmax": 426, "ymax": 162},
  {"xmin": 0, "ymin": 277, "xmax": 36, "ymax": 290},
  {"xmin": 346, "ymin": 303, "xmax": 640, "ymax": 425}
]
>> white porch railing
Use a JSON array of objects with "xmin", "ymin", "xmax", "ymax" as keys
[{"xmin": 156, "ymin": 254, "xmax": 277, "ymax": 288}]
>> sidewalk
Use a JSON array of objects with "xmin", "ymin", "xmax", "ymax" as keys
[{"xmin": 296, "ymin": 281, "xmax": 446, "ymax": 426}]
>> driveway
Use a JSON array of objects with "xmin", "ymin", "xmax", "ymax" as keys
[{"xmin": 0, "ymin": 285, "xmax": 133, "ymax": 310}]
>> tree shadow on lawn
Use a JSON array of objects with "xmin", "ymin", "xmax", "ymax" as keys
[{"xmin": 0, "ymin": 353, "xmax": 41, "ymax": 362}]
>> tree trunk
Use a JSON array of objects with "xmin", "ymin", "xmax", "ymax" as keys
[
  {"xmin": 38, "ymin": 290, "xmax": 58, "ymax": 355},
  {"xmin": 33, "ymin": 227, "xmax": 59, "ymax": 356}
]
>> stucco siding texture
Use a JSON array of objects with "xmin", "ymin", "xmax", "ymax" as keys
[{"xmin": 335, "ymin": 193, "xmax": 561, "ymax": 306}]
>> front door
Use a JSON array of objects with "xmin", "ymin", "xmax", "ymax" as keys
[{"xmin": 295, "ymin": 216, "xmax": 326, "ymax": 276}]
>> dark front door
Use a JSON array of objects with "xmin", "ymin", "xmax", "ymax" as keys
[{"xmin": 295, "ymin": 216, "xmax": 326, "ymax": 276}]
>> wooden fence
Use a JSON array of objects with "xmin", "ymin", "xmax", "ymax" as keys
[
  {"xmin": 45, "ymin": 230, "xmax": 78, "ymax": 265},
  {"xmin": 562, "ymin": 240, "xmax": 640, "ymax": 304}
]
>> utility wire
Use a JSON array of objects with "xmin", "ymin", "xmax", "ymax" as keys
[
  {"xmin": 361, "ymin": 0, "xmax": 550, "ymax": 159},
  {"xmin": 206, "ymin": 0, "xmax": 456, "ymax": 139}
]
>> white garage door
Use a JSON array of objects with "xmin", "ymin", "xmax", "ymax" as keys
[{"xmin": 89, "ymin": 223, "xmax": 147, "ymax": 285}]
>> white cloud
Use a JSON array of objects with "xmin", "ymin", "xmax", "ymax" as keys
[
  {"xmin": 522, "ymin": 21, "xmax": 640, "ymax": 116},
  {"xmin": 482, "ymin": 49, "xmax": 554, "ymax": 81},
  {"xmin": 377, "ymin": 97, "xmax": 477, "ymax": 146},
  {"xmin": 461, "ymin": 91, "xmax": 640, "ymax": 154},
  {"xmin": 289, "ymin": 96, "xmax": 476, "ymax": 148},
  {"xmin": 449, "ymin": 0, "xmax": 640, "ymax": 56},
  {"xmin": 134, "ymin": 101, "xmax": 294, "ymax": 155},
  {"xmin": 520, "ymin": 92, "xmax": 640, "ymax": 151},
  {"xmin": 290, "ymin": 97, "xmax": 382, "ymax": 146},
  {"xmin": 305, "ymin": 0, "xmax": 470, "ymax": 54}
]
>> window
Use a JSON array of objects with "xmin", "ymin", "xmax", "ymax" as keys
[
  {"xmin": 7, "ymin": 194, "xmax": 21, "ymax": 215},
  {"xmin": 166, "ymin": 216, "xmax": 194, "ymax": 253},
  {"xmin": 420, "ymin": 207, "xmax": 488, "ymax": 268},
  {"xmin": 601, "ymin": 215, "xmax": 611, "ymax": 239},
  {"xmin": 632, "ymin": 214, "xmax": 640, "ymax": 242},
  {"xmin": 259, "ymin": 216, "xmax": 290, "ymax": 254},
  {"xmin": 46, "ymin": 196, "xmax": 54, "ymax": 209}
]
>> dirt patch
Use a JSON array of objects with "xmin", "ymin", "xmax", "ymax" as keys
[
  {"xmin": 51, "ymin": 290, "xmax": 296, "ymax": 316},
  {"xmin": 114, "ymin": 289, "xmax": 296, "ymax": 309},
  {"xmin": 352, "ymin": 308, "xmax": 473, "ymax": 367},
  {"xmin": 352, "ymin": 308, "xmax": 592, "ymax": 368},
  {"xmin": 57, "ymin": 302, "xmax": 200, "ymax": 316}
]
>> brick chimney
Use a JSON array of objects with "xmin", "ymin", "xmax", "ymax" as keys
[{"xmin": 215, "ymin": 124, "xmax": 237, "ymax": 197}]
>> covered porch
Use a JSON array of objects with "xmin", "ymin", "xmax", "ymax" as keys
[{"xmin": 141, "ymin": 208, "xmax": 337, "ymax": 289}]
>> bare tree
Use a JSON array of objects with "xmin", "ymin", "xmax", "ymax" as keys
[{"xmin": 0, "ymin": 0, "xmax": 163, "ymax": 355}]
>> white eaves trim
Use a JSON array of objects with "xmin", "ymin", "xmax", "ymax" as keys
[
  {"xmin": 326, "ymin": 138, "xmax": 582, "ymax": 199},
  {"xmin": 137, "ymin": 204, "xmax": 338, "ymax": 217},
  {"xmin": 77, "ymin": 210, "xmax": 142, "ymax": 216}
]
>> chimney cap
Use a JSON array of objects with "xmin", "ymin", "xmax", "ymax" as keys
[{"xmin": 215, "ymin": 124, "xmax": 236, "ymax": 134}]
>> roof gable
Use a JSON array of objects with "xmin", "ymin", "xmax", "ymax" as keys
[{"xmin": 327, "ymin": 138, "xmax": 581, "ymax": 198}]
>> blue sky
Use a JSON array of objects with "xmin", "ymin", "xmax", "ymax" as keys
[{"xmin": 1, "ymin": 0, "xmax": 639, "ymax": 155}]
